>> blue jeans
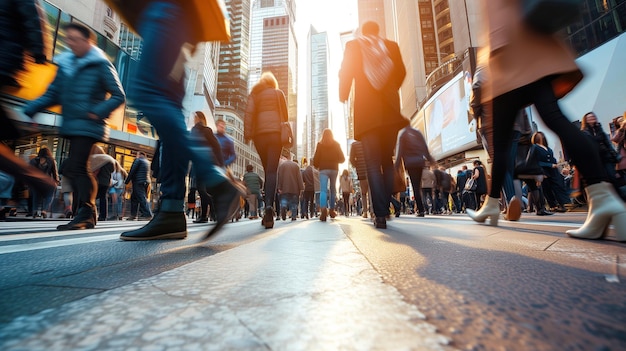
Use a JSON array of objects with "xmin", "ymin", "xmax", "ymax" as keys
[
  {"xmin": 360, "ymin": 129, "xmax": 397, "ymax": 217},
  {"xmin": 280, "ymin": 193, "xmax": 299, "ymax": 219},
  {"xmin": 134, "ymin": 1, "xmax": 226, "ymax": 212},
  {"xmin": 319, "ymin": 169, "xmax": 338, "ymax": 209}
]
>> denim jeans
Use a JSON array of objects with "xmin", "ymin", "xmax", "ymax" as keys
[
  {"xmin": 134, "ymin": 1, "xmax": 226, "ymax": 212},
  {"xmin": 319, "ymin": 169, "xmax": 338, "ymax": 209},
  {"xmin": 360, "ymin": 129, "xmax": 397, "ymax": 217},
  {"xmin": 280, "ymin": 193, "xmax": 299, "ymax": 219}
]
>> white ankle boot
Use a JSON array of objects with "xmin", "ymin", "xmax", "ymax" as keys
[
  {"xmin": 467, "ymin": 196, "xmax": 500, "ymax": 226},
  {"xmin": 566, "ymin": 182, "xmax": 626, "ymax": 241}
]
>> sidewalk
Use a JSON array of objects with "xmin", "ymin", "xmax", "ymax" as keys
[{"xmin": 0, "ymin": 220, "xmax": 454, "ymax": 351}]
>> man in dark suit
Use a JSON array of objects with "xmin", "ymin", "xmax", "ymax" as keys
[{"xmin": 339, "ymin": 21, "xmax": 407, "ymax": 229}]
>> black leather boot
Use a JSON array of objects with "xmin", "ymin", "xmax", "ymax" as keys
[
  {"xmin": 57, "ymin": 206, "xmax": 96, "ymax": 230},
  {"xmin": 262, "ymin": 206, "xmax": 274, "ymax": 229},
  {"xmin": 120, "ymin": 211, "xmax": 187, "ymax": 241},
  {"xmin": 533, "ymin": 189, "xmax": 554, "ymax": 216},
  {"xmin": 204, "ymin": 179, "xmax": 246, "ymax": 240}
]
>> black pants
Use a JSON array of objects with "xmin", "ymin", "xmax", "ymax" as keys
[
  {"xmin": 406, "ymin": 167, "xmax": 425, "ymax": 214},
  {"xmin": 490, "ymin": 77, "xmax": 607, "ymax": 199},
  {"xmin": 130, "ymin": 181, "xmax": 152, "ymax": 217},
  {"xmin": 253, "ymin": 133, "xmax": 282, "ymax": 208},
  {"xmin": 96, "ymin": 184, "xmax": 109, "ymax": 220},
  {"xmin": 64, "ymin": 137, "xmax": 97, "ymax": 211}
]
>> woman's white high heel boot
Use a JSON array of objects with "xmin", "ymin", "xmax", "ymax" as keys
[
  {"xmin": 566, "ymin": 182, "xmax": 626, "ymax": 241},
  {"xmin": 466, "ymin": 196, "xmax": 500, "ymax": 226}
]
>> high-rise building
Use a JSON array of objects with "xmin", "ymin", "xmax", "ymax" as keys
[
  {"xmin": 304, "ymin": 27, "xmax": 330, "ymax": 160},
  {"xmin": 249, "ymin": 0, "xmax": 298, "ymax": 150},
  {"xmin": 217, "ymin": 0, "xmax": 252, "ymax": 118}
]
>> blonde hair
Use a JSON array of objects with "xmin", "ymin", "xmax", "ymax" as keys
[{"xmin": 258, "ymin": 71, "xmax": 278, "ymax": 89}]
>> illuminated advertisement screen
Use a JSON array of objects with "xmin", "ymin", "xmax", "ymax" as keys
[{"xmin": 422, "ymin": 72, "xmax": 478, "ymax": 159}]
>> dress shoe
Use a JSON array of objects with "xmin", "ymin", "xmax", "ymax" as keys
[
  {"xmin": 536, "ymin": 209, "xmax": 554, "ymax": 216},
  {"xmin": 504, "ymin": 197, "xmax": 522, "ymax": 221},
  {"xmin": 374, "ymin": 216, "xmax": 387, "ymax": 229},
  {"xmin": 57, "ymin": 206, "xmax": 95, "ymax": 230},
  {"xmin": 204, "ymin": 179, "xmax": 246, "ymax": 239},
  {"xmin": 193, "ymin": 217, "xmax": 209, "ymax": 223},
  {"xmin": 552, "ymin": 205, "xmax": 568, "ymax": 213},
  {"xmin": 416, "ymin": 212, "xmax": 425, "ymax": 217},
  {"xmin": 126, "ymin": 216, "xmax": 137, "ymax": 221},
  {"xmin": 466, "ymin": 196, "xmax": 500, "ymax": 226},
  {"xmin": 120, "ymin": 211, "xmax": 187, "ymax": 241}
]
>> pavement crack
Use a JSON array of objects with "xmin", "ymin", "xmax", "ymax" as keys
[{"xmin": 234, "ymin": 314, "xmax": 273, "ymax": 350}]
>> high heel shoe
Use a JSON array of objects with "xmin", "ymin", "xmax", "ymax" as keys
[
  {"xmin": 466, "ymin": 196, "xmax": 500, "ymax": 226},
  {"xmin": 566, "ymin": 182, "xmax": 626, "ymax": 241}
]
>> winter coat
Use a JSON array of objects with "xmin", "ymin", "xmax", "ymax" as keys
[
  {"xmin": 242, "ymin": 171, "xmax": 263, "ymax": 195},
  {"xmin": 396, "ymin": 126, "xmax": 435, "ymax": 169},
  {"xmin": 0, "ymin": 0, "xmax": 47, "ymax": 79},
  {"xmin": 24, "ymin": 47, "xmax": 125, "ymax": 141},
  {"xmin": 89, "ymin": 153, "xmax": 116, "ymax": 187},
  {"xmin": 339, "ymin": 35, "xmax": 408, "ymax": 140},
  {"xmin": 302, "ymin": 166, "xmax": 315, "ymax": 192},
  {"xmin": 478, "ymin": 0, "xmax": 582, "ymax": 102},
  {"xmin": 126, "ymin": 157, "xmax": 150, "ymax": 185},
  {"xmin": 244, "ymin": 84, "xmax": 287, "ymax": 141},
  {"xmin": 421, "ymin": 168, "xmax": 436, "ymax": 189},
  {"xmin": 313, "ymin": 141, "xmax": 345, "ymax": 171},
  {"xmin": 277, "ymin": 160, "xmax": 303, "ymax": 195},
  {"xmin": 349, "ymin": 141, "xmax": 367, "ymax": 180}
]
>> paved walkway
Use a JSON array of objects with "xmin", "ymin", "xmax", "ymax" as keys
[{"xmin": 0, "ymin": 220, "xmax": 454, "ymax": 351}]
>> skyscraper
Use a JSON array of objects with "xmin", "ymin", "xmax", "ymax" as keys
[
  {"xmin": 217, "ymin": 0, "xmax": 252, "ymax": 118},
  {"xmin": 305, "ymin": 27, "xmax": 330, "ymax": 159},
  {"xmin": 249, "ymin": 0, "xmax": 298, "ymax": 148}
]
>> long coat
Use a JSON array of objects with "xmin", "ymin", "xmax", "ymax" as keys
[
  {"xmin": 479, "ymin": 0, "xmax": 583, "ymax": 102},
  {"xmin": 339, "ymin": 36, "xmax": 408, "ymax": 140}
]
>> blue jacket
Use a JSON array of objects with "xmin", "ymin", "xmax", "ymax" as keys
[
  {"xmin": 24, "ymin": 46, "xmax": 125, "ymax": 141},
  {"xmin": 215, "ymin": 133, "xmax": 236, "ymax": 167}
]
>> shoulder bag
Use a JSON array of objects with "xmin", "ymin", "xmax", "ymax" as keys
[{"xmin": 275, "ymin": 90, "xmax": 293, "ymax": 148}]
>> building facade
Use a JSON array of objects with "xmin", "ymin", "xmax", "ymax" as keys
[{"xmin": 304, "ymin": 27, "xmax": 330, "ymax": 160}]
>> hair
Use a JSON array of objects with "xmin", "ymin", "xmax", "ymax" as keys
[
  {"xmin": 473, "ymin": 160, "xmax": 482, "ymax": 166},
  {"xmin": 301, "ymin": 157, "xmax": 307, "ymax": 166},
  {"xmin": 137, "ymin": 151, "xmax": 146, "ymax": 157},
  {"xmin": 342, "ymin": 169, "xmax": 349, "ymax": 177},
  {"xmin": 531, "ymin": 131, "xmax": 548, "ymax": 147},
  {"xmin": 194, "ymin": 111, "xmax": 207, "ymax": 126},
  {"xmin": 258, "ymin": 71, "xmax": 278, "ymax": 89},
  {"xmin": 580, "ymin": 111, "xmax": 596, "ymax": 131},
  {"xmin": 246, "ymin": 164, "xmax": 253, "ymax": 172},
  {"xmin": 319, "ymin": 128, "xmax": 335, "ymax": 145},
  {"xmin": 37, "ymin": 147, "xmax": 52, "ymax": 158},
  {"xmin": 63, "ymin": 22, "xmax": 94, "ymax": 41},
  {"xmin": 362, "ymin": 21, "xmax": 380, "ymax": 36}
]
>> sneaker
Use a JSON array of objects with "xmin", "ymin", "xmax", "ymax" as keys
[{"xmin": 120, "ymin": 212, "xmax": 187, "ymax": 241}]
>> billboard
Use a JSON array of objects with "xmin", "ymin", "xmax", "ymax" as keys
[{"xmin": 420, "ymin": 72, "xmax": 479, "ymax": 160}]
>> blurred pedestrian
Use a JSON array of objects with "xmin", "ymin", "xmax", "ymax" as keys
[
  {"xmin": 242, "ymin": 164, "xmax": 263, "ymax": 220},
  {"xmin": 301, "ymin": 159, "xmax": 315, "ymax": 219},
  {"xmin": 125, "ymin": 151, "xmax": 152, "ymax": 220},
  {"xmin": 339, "ymin": 21, "xmax": 408, "ymax": 229},
  {"xmin": 58, "ymin": 159, "xmax": 74, "ymax": 218},
  {"xmin": 0, "ymin": 0, "xmax": 57, "ymax": 204},
  {"xmin": 471, "ymin": 0, "xmax": 626, "ymax": 241},
  {"xmin": 581, "ymin": 112, "xmax": 621, "ymax": 196},
  {"xmin": 24, "ymin": 22, "xmax": 125, "ymax": 230},
  {"xmin": 215, "ymin": 119, "xmax": 236, "ymax": 168},
  {"xmin": 244, "ymin": 71, "xmax": 287, "ymax": 229},
  {"xmin": 313, "ymin": 129, "xmax": 345, "ymax": 221},
  {"xmin": 108, "ymin": 161, "xmax": 126, "ymax": 220},
  {"xmin": 277, "ymin": 157, "xmax": 303, "ymax": 221},
  {"xmin": 396, "ymin": 125, "xmax": 436, "ymax": 217},
  {"xmin": 107, "ymin": 0, "xmax": 243, "ymax": 241},
  {"xmin": 89, "ymin": 145, "xmax": 115, "ymax": 222},
  {"xmin": 339, "ymin": 169, "xmax": 353, "ymax": 216},
  {"xmin": 29, "ymin": 147, "xmax": 58, "ymax": 218}
]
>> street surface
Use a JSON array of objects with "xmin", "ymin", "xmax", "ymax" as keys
[{"xmin": 0, "ymin": 212, "xmax": 625, "ymax": 350}]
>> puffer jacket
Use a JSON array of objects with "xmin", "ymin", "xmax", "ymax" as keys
[
  {"xmin": 244, "ymin": 83, "xmax": 286, "ymax": 141},
  {"xmin": 24, "ymin": 46, "xmax": 125, "ymax": 141},
  {"xmin": 0, "ymin": 0, "xmax": 46, "ymax": 78}
]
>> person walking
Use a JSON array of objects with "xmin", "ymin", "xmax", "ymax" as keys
[
  {"xmin": 349, "ymin": 141, "xmax": 370, "ymax": 218},
  {"xmin": 313, "ymin": 129, "xmax": 345, "ymax": 221},
  {"xmin": 29, "ymin": 147, "xmax": 59, "ymax": 218},
  {"xmin": 470, "ymin": 160, "xmax": 489, "ymax": 209},
  {"xmin": 106, "ymin": 0, "xmax": 243, "ymax": 241},
  {"xmin": 339, "ymin": 169, "xmax": 353, "ymax": 216},
  {"xmin": 190, "ymin": 111, "xmax": 224, "ymax": 223},
  {"xmin": 395, "ymin": 125, "xmax": 436, "ymax": 217},
  {"xmin": 107, "ymin": 162, "xmax": 126, "ymax": 220},
  {"xmin": 89, "ymin": 145, "xmax": 115, "ymax": 222},
  {"xmin": 532, "ymin": 131, "xmax": 569, "ymax": 213},
  {"xmin": 215, "ymin": 119, "xmax": 236, "ymax": 168},
  {"xmin": 339, "ymin": 21, "xmax": 408, "ymax": 229},
  {"xmin": 125, "ymin": 151, "xmax": 152, "ymax": 220},
  {"xmin": 421, "ymin": 166, "xmax": 436, "ymax": 215},
  {"xmin": 301, "ymin": 159, "xmax": 315, "ymax": 219},
  {"xmin": 582, "ymin": 112, "xmax": 621, "ymax": 197},
  {"xmin": 24, "ymin": 22, "xmax": 125, "ymax": 230},
  {"xmin": 470, "ymin": 0, "xmax": 626, "ymax": 241},
  {"xmin": 244, "ymin": 71, "xmax": 287, "ymax": 229},
  {"xmin": 277, "ymin": 157, "xmax": 303, "ymax": 221},
  {"xmin": 242, "ymin": 164, "xmax": 263, "ymax": 220},
  {"xmin": 0, "ymin": 0, "xmax": 57, "ymax": 202},
  {"xmin": 611, "ymin": 116, "xmax": 626, "ymax": 200}
]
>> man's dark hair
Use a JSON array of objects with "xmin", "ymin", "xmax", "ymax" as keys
[
  {"xmin": 246, "ymin": 164, "xmax": 253, "ymax": 172},
  {"xmin": 362, "ymin": 21, "xmax": 380, "ymax": 36},
  {"xmin": 138, "ymin": 151, "xmax": 146, "ymax": 157},
  {"xmin": 63, "ymin": 22, "xmax": 94, "ymax": 41}
]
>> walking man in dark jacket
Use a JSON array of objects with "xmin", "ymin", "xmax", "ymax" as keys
[
  {"xmin": 24, "ymin": 22, "xmax": 125, "ymax": 230},
  {"xmin": 126, "ymin": 151, "xmax": 153, "ymax": 220},
  {"xmin": 339, "ymin": 21, "xmax": 407, "ymax": 229}
]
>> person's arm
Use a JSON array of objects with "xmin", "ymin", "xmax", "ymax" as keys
[
  {"xmin": 224, "ymin": 137, "xmax": 236, "ymax": 166},
  {"xmin": 125, "ymin": 160, "xmax": 137, "ymax": 184},
  {"xmin": 90, "ymin": 62, "xmax": 125, "ymax": 120},
  {"xmin": 23, "ymin": 68, "xmax": 64, "ymax": 117}
]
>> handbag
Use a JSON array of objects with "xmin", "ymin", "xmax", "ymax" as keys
[
  {"xmin": 281, "ymin": 122, "xmax": 294, "ymax": 148},
  {"xmin": 523, "ymin": 0, "xmax": 584, "ymax": 33},
  {"xmin": 463, "ymin": 178, "xmax": 477, "ymax": 193},
  {"xmin": 514, "ymin": 142, "xmax": 544, "ymax": 177}
]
